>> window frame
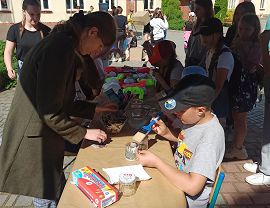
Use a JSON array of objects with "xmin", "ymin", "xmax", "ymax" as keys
[
  {"xmin": 0, "ymin": 0, "xmax": 9, "ymax": 11},
  {"xmin": 260, "ymin": 0, "xmax": 265, "ymax": 9},
  {"xmin": 99, "ymin": 0, "xmax": 117, "ymax": 10},
  {"xmin": 144, "ymin": 0, "xmax": 154, "ymax": 10},
  {"xmin": 228, "ymin": 0, "xmax": 236, "ymax": 9},
  {"xmin": 40, "ymin": 0, "xmax": 51, "ymax": 11},
  {"xmin": 66, "ymin": 0, "xmax": 85, "ymax": 11}
]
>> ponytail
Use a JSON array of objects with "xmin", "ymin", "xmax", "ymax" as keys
[{"xmin": 52, "ymin": 11, "xmax": 116, "ymax": 48}]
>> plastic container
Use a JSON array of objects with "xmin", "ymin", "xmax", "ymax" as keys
[{"xmin": 119, "ymin": 172, "xmax": 137, "ymax": 197}]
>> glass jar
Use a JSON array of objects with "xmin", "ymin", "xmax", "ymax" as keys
[
  {"xmin": 125, "ymin": 142, "xmax": 139, "ymax": 161},
  {"xmin": 119, "ymin": 172, "xmax": 137, "ymax": 197},
  {"xmin": 138, "ymin": 136, "xmax": 148, "ymax": 151}
]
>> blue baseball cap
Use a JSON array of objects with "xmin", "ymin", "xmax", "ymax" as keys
[{"xmin": 181, "ymin": 66, "xmax": 207, "ymax": 78}]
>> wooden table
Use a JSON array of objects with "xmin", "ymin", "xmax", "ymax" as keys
[{"xmin": 58, "ymin": 134, "xmax": 187, "ymax": 208}]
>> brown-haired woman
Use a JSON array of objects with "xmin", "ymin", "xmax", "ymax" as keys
[
  {"xmin": 225, "ymin": 1, "xmax": 256, "ymax": 47},
  {"xmin": 4, "ymin": 0, "xmax": 51, "ymax": 79},
  {"xmin": 0, "ymin": 11, "xmax": 116, "ymax": 207}
]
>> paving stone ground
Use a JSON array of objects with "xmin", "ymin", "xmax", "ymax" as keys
[
  {"xmin": 0, "ymin": 26, "xmax": 269, "ymax": 207},
  {"xmin": 0, "ymin": 83, "xmax": 268, "ymax": 207}
]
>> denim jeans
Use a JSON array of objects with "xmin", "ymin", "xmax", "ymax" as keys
[
  {"xmin": 33, "ymin": 198, "xmax": 56, "ymax": 208},
  {"xmin": 17, "ymin": 60, "xmax": 23, "ymax": 78},
  {"xmin": 260, "ymin": 76, "xmax": 270, "ymax": 175}
]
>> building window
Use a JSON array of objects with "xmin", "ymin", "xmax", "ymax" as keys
[
  {"xmin": 0, "ymin": 0, "xmax": 8, "ymax": 10},
  {"xmin": 228, "ymin": 0, "xmax": 236, "ymax": 9},
  {"xmin": 144, "ymin": 0, "xmax": 154, "ymax": 10},
  {"xmin": 40, "ymin": 0, "xmax": 50, "ymax": 10},
  {"xmin": 99, "ymin": 0, "xmax": 116, "ymax": 10},
  {"xmin": 260, "ymin": 0, "xmax": 265, "ymax": 9},
  {"xmin": 66, "ymin": 0, "xmax": 84, "ymax": 10}
]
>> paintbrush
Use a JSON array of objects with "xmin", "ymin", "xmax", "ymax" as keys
[{"xmin": 132, "ymin": 114, "xmax": 161, "ymax": 143}]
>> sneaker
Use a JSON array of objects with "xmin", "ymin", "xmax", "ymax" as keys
[
  {"xmin": 224, "ymin": 146, "xmax": 248, "ymax": 160},
  {"xmin": 246, "ymin": 173, "xmax": 270, "ymax": 185},
  {"xmin": 243, "ymin": 162, "xmax": 259, "ymax": 173},
  {"xmin": 111, "ymin": 57, "xmax": 118, "ymax": 62}
]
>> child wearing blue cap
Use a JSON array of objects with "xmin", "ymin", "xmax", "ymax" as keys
[{"xmin": 137, "ymin": 74, "xmax": 225, "ymax": 208}]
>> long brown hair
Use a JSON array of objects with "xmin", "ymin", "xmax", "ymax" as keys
[
  {"xmin": 52, "ymin": 10, "xmax": 116, "ymax": 50},
  {"xmin": 232, "ymin": 1, "xmax": 256, "ymax": 25},
  {"xmin": 20, "ymin": 0, "xmax": 42, "ymax": 39},
  {"xmin": 194, "ymin": 0, "xmax": 214, "ymax": 31},
  {"xmin": 231, "ymin": 13, "xmax": 261, "ymax": 52}
]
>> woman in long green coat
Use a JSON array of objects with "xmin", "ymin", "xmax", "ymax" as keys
[{"xmin": 0, "ymin": 11, "xmax": 116, "ymax": 206}]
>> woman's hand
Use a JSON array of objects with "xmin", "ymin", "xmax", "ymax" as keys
[
  {"xmin": 84, "ymin": 129, "xmax": 107, "ymax": 143},
  {"xmin": 137, "ymin": 150, "xmax": 160, "ymax": 168},
  {"xmin": 96, "ymin": 102, "xmax": 118, "ymax": 113},
  {"xmin": 7, "ymin": 68, "xmax": 16, "ymax": 80},
  {"xmin": 152, "ymin": 119, "xmax": 170, "ymax": 136}
]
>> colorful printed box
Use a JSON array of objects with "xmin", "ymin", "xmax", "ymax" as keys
[{"xmin": 72, "ymin": 166, "xmax": 119, "ymax": 208}]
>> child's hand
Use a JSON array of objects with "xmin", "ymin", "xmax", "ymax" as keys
[
  {"xmin": 137, "ymin": 150, "xmax": 160, "ymax": 168},
  {"xmin": 152, "ymin": 119, "xmax": 170, "ymax": 137}
]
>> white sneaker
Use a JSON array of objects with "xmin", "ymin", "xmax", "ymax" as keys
[
  {"xmin": 224, "ymin": 146, "xmax": 248, "ymax": 160},
  {"xmin": 111, "ymin": 57, "xmax": 118, "ymax": 62},
  {"xmin": 245, "ymin": 173, "xmax": 270, "ymax": 185},
  {"xmin": 243, "ymin": 162, "xmax": 259, "ymax": 173}
]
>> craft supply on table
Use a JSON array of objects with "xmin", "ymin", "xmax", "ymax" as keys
[
  {"xmin": 119, "ymin": 172, "xmax": 137, "ymax": 197},
  {"xmin": 71, "ymin": 166, "xmax": 118, "ymax": 208},
  {"xmin": 125, "ymin": 141, "xmax": 139, "ymax": 161},
  {"xmin": 102, "ymin": 164, "xmax": 151, "ymax": 185},
  {"xmin": 132, "ymin": 114, "xmax": 161, "ymax": 143},
  {"xmin": 138, "ymin": 136, "xmax": 148, "ymax": 150},
  {"xmin": 101, "ymin": 111, "xmax": 127, "ymax": 134}
]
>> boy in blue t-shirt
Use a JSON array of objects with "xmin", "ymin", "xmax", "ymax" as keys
[{"xmin": 137, "ymin": 74, "xmax": 225, "ymax": 208}]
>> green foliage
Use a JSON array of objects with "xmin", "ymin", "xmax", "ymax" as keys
[
  {"xmin": 0, "ymin": 40, "xmax": 17, "ymax": 90},
  {"xmin": 224, "ymin": 9, "xmax": 234, "ymax": 26},
  {"xmin": 214, "ymin": 0, "xmax": 228, "ymax": 23},
  {"xmin": 162, "ymin": 0, "xmax": 184, "ymax": 30}
]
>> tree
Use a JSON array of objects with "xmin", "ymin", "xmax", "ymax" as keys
[
  {"xmin": 214, "ymin": 0, "xmax": 228, "ymax": 23},
  {"xmin": 162, "ymin": 0, "xmax": 184, "ymax": 30}
]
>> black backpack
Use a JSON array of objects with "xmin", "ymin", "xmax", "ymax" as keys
[{"xmin": 208, "ymin": 47, "xmax": 243, "ymax": 97}]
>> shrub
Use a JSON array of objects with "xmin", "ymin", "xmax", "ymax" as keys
[
  {"xmin": 0, "ymin": 40, "xmax": 17, "ymax": 90},
  {"xmin": 214, "ymin": 0, "xmax": 228, "ymax": 23},
  {"xmin": 224, "ymin": 9, "xmax": 235, "ymax": 26},
  {"xmin": 162, "ymin": 0, "xmax": 184, "ymax": 30}
]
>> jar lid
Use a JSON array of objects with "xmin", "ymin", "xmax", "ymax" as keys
[{"xmin": 119, "ymin": 172, "xmax": 136, "ymax": 184}]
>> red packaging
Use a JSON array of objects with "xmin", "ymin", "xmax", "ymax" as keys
[{"xmin": 72, "ymin": 166, "xmax": 119, "ymax": 208}]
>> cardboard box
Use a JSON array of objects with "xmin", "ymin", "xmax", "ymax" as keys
[
  {"xmin": 129, "ymin": 47, "xmax": 143, "ymax": 61},
  {"xmin": 72, "ymin": 166, "xmax": 119, "ymax": 208},
  {"xmin": 132, "ymin": 11, "xmax": 150, "ymax": 26}
]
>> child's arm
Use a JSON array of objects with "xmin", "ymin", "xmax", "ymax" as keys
[
  {"xmin": 137, "ymin": 150, "xmax": 207, "ymax": 196},
  {"xmin": 152, "ymin": 119, "xmax": 178, "ymax": 142}
]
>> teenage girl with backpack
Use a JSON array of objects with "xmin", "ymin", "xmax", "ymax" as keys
[
  {"xmin": 198, "ymin": 17, "xmax": 234, "ymax": 122},
  {"xmin": 225, "ymin": 14, "xmax": 261, "ymax": 160}
]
